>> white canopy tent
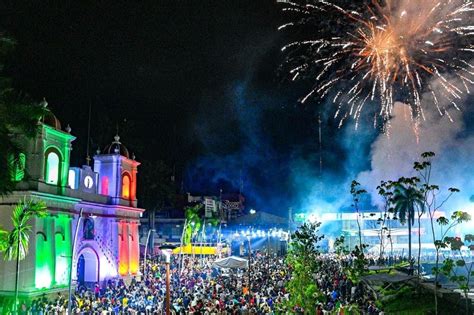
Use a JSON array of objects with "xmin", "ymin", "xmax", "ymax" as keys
[{"xmin": 212, "ymin": 256, "xmax": 249, "ymax": 269}]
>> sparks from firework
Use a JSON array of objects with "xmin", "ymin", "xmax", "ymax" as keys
[{"xmin": 279, "ymin": 0, "xmax": 474, "ymax": 131}]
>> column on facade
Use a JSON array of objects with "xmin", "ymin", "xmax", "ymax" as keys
[
  {"xmin": 128, "ymin": 221, "xmax": 139, "ymax": 275},
  {"xmin": 118, "ymin": 220, "xmax": 130, "ymax": 276},
  {"xmin": 54, "ymin": 214, "xmax": 72, "ymax": 286},
  {"xmin": 130, "ymin": 167, "xmax": 138, "ymax": 206},
  {"xmin": 35, "ymin": 215, "xmax": 55, "ymax": 289}
]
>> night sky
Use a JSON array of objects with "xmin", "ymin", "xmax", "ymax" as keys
[{"xmin": 1, "ymin": 0, "xmax": 376, "ymax": 215}]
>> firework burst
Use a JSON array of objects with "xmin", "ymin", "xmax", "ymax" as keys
[{"xmin": 279, "ymin": 0, "xmax": 474, "ymax": 130}]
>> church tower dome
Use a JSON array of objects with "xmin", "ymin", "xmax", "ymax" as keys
[
  {"xmin": 43, "ymin": 111, "xmax": 62, "ymax": 130},
  {"xmin": 103, "ymin": 134, "xmax": 130, "ymax": 158},
  {"xmin": 93, "ymin": 133, "xmax": 140, "ymax": 208}
]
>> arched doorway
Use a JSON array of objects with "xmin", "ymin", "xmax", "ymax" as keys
[
  {"xmin": 77, "ymin": 255, "xmax": 85, "ymax": 285},
  {"xmin": 76, "ymin": 248, "xmax": 99, "ymax": 287}
]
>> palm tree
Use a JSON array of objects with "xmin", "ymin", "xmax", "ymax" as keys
[
  {"xmin": 392, "ymin": 184, "xmax": 424, "ymax": 274},
  {"xmin": 0, "ymin": 229, "xmax": 8, "ymax": 251},
  {"xmin": 3, "ymin": 198, "xmax": 47, "ymax": 312},
  {"xmin": 179, "ymin": 205, "xmax": 203, "ymax": 272},
  {"xmin": 183, "ymin": 204, "xmax": 203, "ymax": 246}
]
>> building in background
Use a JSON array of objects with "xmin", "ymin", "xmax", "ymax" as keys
[
  {"xmin": 292, "ymin": 208, "xmax": 446, "ymax": 254},
  {"xmin": 0, "ymin": 113, "xmax": 144, "ymax": 296},
  {"xmin": 227, "ymin": 210, "xmax": 290, "ymax": 256},
  {"xmin": 140, "ymin": 192, "xmax": 245, "ymax": 253}
]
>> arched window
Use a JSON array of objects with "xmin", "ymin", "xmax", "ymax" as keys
[
  {"xmin": 101, "ymin": 176, "xmax": 109, "ymax": 195},
  {"xmin": 83, "ymin": 218, "xmax": 95, "ymax": 240},
  {"xmin": 122, "ymin": 174, "xmax": 131, "ymax": 199},
  {"xmin": 45, "ymin": 151, "xmax": 60, "ymax": 185}
]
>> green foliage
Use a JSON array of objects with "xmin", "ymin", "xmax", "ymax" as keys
[
  {"xmin": 350, "ymin": 180, "xmax": 366, "ymax": 250},
  {"xmin": 451, "ymin": 210, "xmax": 471, "ymax": 222},
  {"xmin": 350, "ymin": 180, "xmax": 367, "ymax": 199},
  {"xmin": 292, "ymin": 222, "xmax": 324, "ymax": 254},
  {"xmin": 0, "ymin": 229, "xmax": 8, "ymax": 252},
  {"xmin": 436, "ymin": 216, "xmax": 449, "ymax": 226},
  {"xmin": 336, "ymin": 303, "xmax": 361, "ymax": 314},
  {"xmin": 391, "ymin": 183, "xmax": 424, "ymax": 226},
  {"xmin": 380, "ymin": 284, "xmax": 442, "ymax": 314},
  {"xmin": 379, "ymin": 283, "xmax": 457, "ymax": 314},
  {"xmin": 434, "ymin": 214, "xmax": 473, "ymax": 314},
  {"xmin": 346, "ymin": 244, "xmax": 369, "ymax": 282},
  {"xmin": 3, "ymin": 198, "xmax": 47, "ymax": 261},
  {"xmin": 285, "ymin": 222, "xmax": 325, "ymax": 311},
  {"xmin": 334, "ymin": 235, "xmax": 349, "ymax": 256},
  {"xmin": 0, "ymin": 35, "xmax": 47, "ymax": 195},
  {"xmin": 445, "ymin": 236, "xmax": 464, "ymax": 251},
  {"xmin": 376, "ymin": 180, "xmax": 396, "ymax": 261},
  {"xmin": 183, "ymin": 204, "xmax": 203, "ymax": 245}
]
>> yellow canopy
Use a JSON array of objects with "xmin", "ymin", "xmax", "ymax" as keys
[{"xmin": 172, "ymin": 244, "xmax": 229, "ymax": 255}]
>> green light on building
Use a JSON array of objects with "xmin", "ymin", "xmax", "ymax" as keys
[
  {"xmin": 35, "ymin": 217, "xmax": 54, "ymax": 289},
  {"xmin": 54, "ymin": 214, "xmax": 72, "ymax": 286},
  {"xmin": 8, "ymin": 153, "xmax": 26, "ymax": 182}
]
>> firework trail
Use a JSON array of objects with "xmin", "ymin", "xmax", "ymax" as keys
[{"xmin": 279, "ymin": 0, "xmax": 474, "ymax": 131}]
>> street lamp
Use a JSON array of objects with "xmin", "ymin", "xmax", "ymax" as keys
[
  {"xmin": 267, "ymin": 230, "xmax": 271, "ymax": 256},
  {"xmin": 159, "ymin": 244, "xmax": 176, "ymax": 315},
  {"xmin": 67, "ymin": 208, "xmax": 84, "ymax": 315},
  {"xmin": 143, "ymin": 229, "xmax": 155, "ymax": 280}
]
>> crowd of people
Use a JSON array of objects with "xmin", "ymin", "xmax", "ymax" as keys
[
  {"xmin": 10, "ymin": 251, "xmax": 388, "ymax": 314},
  {"xmin": 311, "ymin": 254, "xmax": 382, "ymax": 315},
  {"xmin": 20, "ymin": 252, "xmax": 289, "ymax": 314}
]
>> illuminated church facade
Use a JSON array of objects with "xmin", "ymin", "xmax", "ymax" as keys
[{"xmin": 0, "ymin": 113, "xmax": 144, "ymax": 295}]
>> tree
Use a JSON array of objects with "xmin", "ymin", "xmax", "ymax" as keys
[
  {"xmin": 178, "ymin": 204, "xmax": 203, "ymax": 272},
  {"xmin": 334, "ymin": 235, "xmax": 349, "ymax": 257},
  {"xmin": 350, "ymin": 180, "xmax": 367, "ymax": 250},
  {"xmin": 376, "ymin": 180, "xmax": 395, "ymax": 264},
  {"xmin": 432, "ymin": 211, "xmax": 471, "ymax": 315},
  {"xmin": 3, "ymin": 198, "xmax": 47, "ymax": 312},
  {"xmin": 183, "ymin": 204, "xmax": 203, "ymax": 246},
  {"xmin": 413, "ymin": 152, "xmax": 459, "ymax": 315},
  {"xmin": 0, "ymin": 36, "xmax": 47, "ymax": 195},
  {"xmin": 442, "ymin": 232, "xmax": 474, "ymax": 315},
  {"xmin": 285, "ymin": 222, "xmax": 325, "ymax": 311},
  {"xmin": 392, "ymin": 179, "xmax": 424, "ymax": 274}
]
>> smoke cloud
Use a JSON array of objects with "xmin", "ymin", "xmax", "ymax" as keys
[{"xmin": 357, "ymin": 91, "xmax": 474, "ymax": 233}]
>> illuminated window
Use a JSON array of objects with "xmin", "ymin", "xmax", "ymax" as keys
[
  {"xmin": 45, "ymin": 151, "xmax": 60, "ymax": 184},
  {"xmin": 101, "ymin": 176, "xmax": 109, "ymax": 195},
  {"xmin": 122, "ymin": 174, "xmax": 130, "ymax": 199},
  {"xmin": 68, "ymin": 170, "xmax": 76, "ymax": 189}
]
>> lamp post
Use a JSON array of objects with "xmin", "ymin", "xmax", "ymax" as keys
[
  {"xmin": 179, "ymin": 219, "xmax": 187, "ymax": 274},
  {"xmin": 190, "ymin": 221, "xmax": 196, "ymax": 259},
  {"xmin": 247, "ymin": 209, "xmax": 256, "ymax": 293},
  {"xmin": 159, "ymin": 244, "xmax": 176, "ymax": 315},
  {"xmin": 67, "ymin": 208, "xmax": 84, "ymax": 315},
  {"xmin": 143, "ymin": 229, "xmax": 155, "ymax": 280},
  {"xmin": 247, "ymin": 235, "xmax": 252, "ymax": 293},
  {"xmin": 267, "ymin": 229, "xmax": 271, "ymax": 256}
]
